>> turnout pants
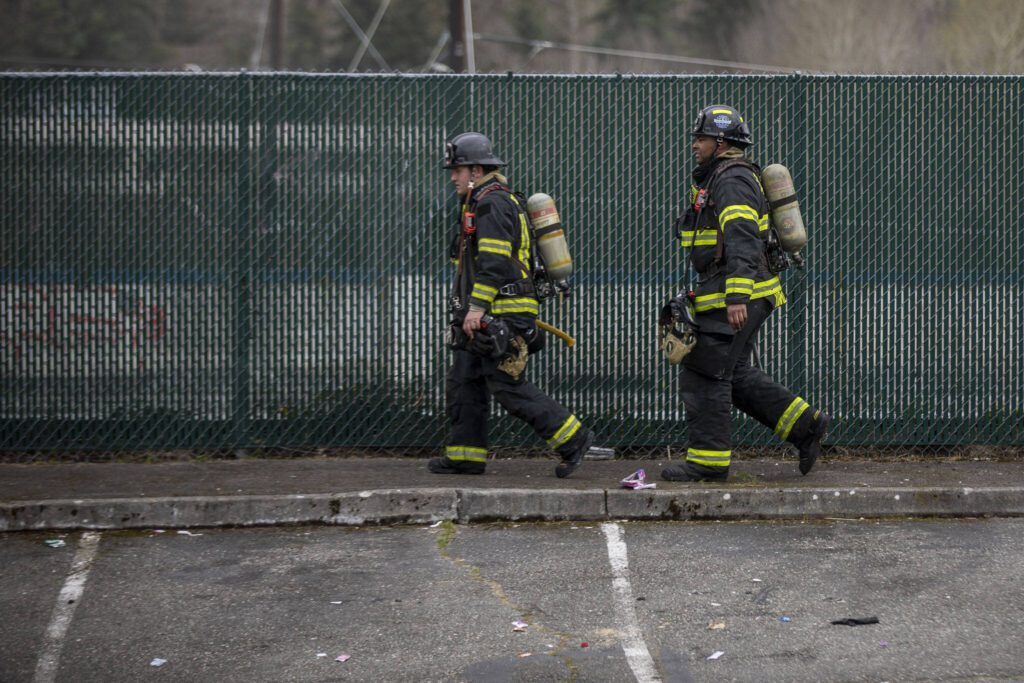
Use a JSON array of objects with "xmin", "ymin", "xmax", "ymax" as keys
[
  {"xmin": 445, "ymin": 348, "xmax": 587, "ymax": 466},
  {"xmin": 681, "ymin": 299, "xmax": 817, "ymax": 476}
]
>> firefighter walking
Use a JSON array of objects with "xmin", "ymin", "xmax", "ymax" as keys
[
  {"xmin": 430, "ymin": 132, "xmax": 595, "ymax": 478},
  {"xmin": 661, "ymin": 105, "xmax": 829, "ymax": 482}
]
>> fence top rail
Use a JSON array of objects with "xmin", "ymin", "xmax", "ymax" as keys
[{"xmin": 2, "ymin": 72, "xmax": 1023, "ymax": 83}]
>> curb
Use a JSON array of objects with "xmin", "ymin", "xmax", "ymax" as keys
[{"xmin": 3, "ymin": 486, "xmax": 1024, "ymax": 531}]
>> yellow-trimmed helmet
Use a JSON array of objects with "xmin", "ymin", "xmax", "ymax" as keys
[{"xmin": 691, "ymin": 105, "xmax": 752, "ymax": 148}]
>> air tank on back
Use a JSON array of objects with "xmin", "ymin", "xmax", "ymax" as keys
[
  {"xmin": 525, "ymin": 193, "xmax": 573, "ymax": 291},
  {"xmin": 761, "ymin": 164, "xmax": 807, "ymax": 265}
]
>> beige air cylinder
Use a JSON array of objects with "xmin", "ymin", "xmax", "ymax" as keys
[
  {"xmin": 761, "ymin": 164, "xmax": 807, "ymax": 255},
  {"xmin": 525, "ymin": 193, "xmax": 573, "ymax": 284}
]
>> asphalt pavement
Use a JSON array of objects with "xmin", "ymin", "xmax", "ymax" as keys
[
  {"xmin": 8, "ymin": 519, "xmax": 1024, "ymax": 682},
  {"xmin": 3, "ymin": 454, "xmax": 1024, "ymax": 531}
]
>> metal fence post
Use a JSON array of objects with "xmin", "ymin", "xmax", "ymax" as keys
[
  {"xmin": 231, "ymin": 73, "xmax": 254, "ymax": 452},
  {"xmin": 787, "ymin": 73, "xmax": 810, "ymax": 399}
]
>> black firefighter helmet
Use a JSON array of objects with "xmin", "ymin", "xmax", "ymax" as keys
[
  {"xmin": 691, "ymin": 105, "xmax": 753, "ymax": 148},
  {"xmin": 443, "ymin": 132, "xmax": 506, "ymax": 168}
]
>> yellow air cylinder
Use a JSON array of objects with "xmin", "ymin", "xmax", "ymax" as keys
[
  {"xmin": 761, "ymin": 164, "xmax": 807, "ymax": 255},
  {"xmin": 525, "ymin": 193, "xmax": 573, "ymax": 284}
]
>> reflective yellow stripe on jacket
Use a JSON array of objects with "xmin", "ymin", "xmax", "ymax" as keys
[
  {"xmin": 693, "ymin": 276, "xmax": 786, "ymax": 312},
  {"xmin": 491, "ymin": 297, "xmax": 539, "ymax": 315},
  {"xmin": 718, "ymin": 204, "xmax": 761, "ymax": 229},
  {"xmin": 725, "ymin": 277, "xmax": 754, "ymax": 296},
  {"xmin": 679, "ymin": 228, "xmax": 719, "ymax": 247},
  {"xmin": 509, "ymin": 195, "xmax": 532, "ymax": 268},
  {"xmin": 478, "ymin": 238, "xmax": 513, "ymax": 257},
  {"xmin": 470, "ymin": 282, "xmax": 498, "ymax": 303}
]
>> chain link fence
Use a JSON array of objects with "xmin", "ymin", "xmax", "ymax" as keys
[{"xmin": 2, "ymin": 73, "xmax": 1022, "ymax": 455}]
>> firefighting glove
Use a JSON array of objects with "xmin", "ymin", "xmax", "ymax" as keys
[
  {"xmin": 469, "ymin": 315, "xmax": 511, "ymax": 359},
  {"xmin": 445, "ymin": 321, "xmax": 470, "ymax": 351},
  {"xmin": 523, "ymin": 323, "xmax": 545, "ymax": 354},
  {"xmin": 659, "ymin": 293, "xmax": 698, "ymax": 365},
  {"xmin": 659, "ymin": 293, "xmax": 692, "ymax": 327},
  {"xmin": 658, "ymin": 303, "xmax": 675, "ymax": 327}
]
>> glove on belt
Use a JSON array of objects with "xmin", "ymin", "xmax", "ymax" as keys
[
  {"xmin": 446, "ymin": 321, "xmax": 470, "ymax": 350},
  {"xmin": 658, "ymin": 294, "xmax": 698, "ymax": 365}
]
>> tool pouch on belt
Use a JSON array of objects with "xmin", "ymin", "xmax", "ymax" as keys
[
  {"xmin": 497, "ymin": 336, "xmax": 528, "ymax": 379},
  {"xmin": 660, "ymin": 325, "xmax": 696, "ymax": 365}
]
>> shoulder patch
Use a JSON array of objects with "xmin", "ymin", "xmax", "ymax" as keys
[{"xmin": 475, "ymin": 203, "xmax": 492, "ymax": 217}]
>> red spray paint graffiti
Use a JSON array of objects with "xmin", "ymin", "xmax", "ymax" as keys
[{"xmin": 1, "ymin": 285, "xmax": 167, "ymax": 368}]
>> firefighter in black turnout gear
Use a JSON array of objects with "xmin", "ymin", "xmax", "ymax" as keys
[
  {"xmin": 661, "ymin": 105, "xmax": 830, "ymax": 482},
  {"xmin": 430, "ymin": 132, "xmax": 595, "ymax": 478}
]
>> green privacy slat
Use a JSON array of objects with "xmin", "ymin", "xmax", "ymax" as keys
[{"xmin": 1, "ymin": 73, "xmax": 1022, "ymax": 451}]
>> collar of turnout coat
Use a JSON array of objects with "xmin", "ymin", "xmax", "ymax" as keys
[{"xmin": 692, "ymin": 147, "xmax": 746, "ymax": 183}]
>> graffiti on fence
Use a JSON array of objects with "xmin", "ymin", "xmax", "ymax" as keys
[{"xmin": 1, "ymin": 285, "xmax": 166, "ymax": 368}]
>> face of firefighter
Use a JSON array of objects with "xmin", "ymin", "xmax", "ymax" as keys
[
  {"xmin": 450, "ymin": 165, "xmax": 482, "ymax": 196},
  {"xmin": 692, "ymin": 135, "xmax": 725, "ymax": 165}
]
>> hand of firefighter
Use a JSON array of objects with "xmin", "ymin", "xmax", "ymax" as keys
[
  {"xmin": 727, "ymin": 303, "xmax": 747, "ymax": 331},
  {"xmin": 462, "ymin": 308, "xmax": 485, "ymax": 338}
]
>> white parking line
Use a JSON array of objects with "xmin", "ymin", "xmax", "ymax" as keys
[
  {"xmin": 33, "ymin": 531, "xmax": 101, "ymax": 683},
  {"xmin": 601, "ymin": 523, "xmax": 662, "ymax": 683}
]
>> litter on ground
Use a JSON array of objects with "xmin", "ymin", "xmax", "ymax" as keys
[
  {"xmin": 620, "ymin": 469, "xmax": 657, "ymax": 490},
  {"xmin": 831, "ymin": 616, "xmax": 880, "ymax": 626}
]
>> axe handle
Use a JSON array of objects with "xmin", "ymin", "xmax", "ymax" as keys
[{"xmin": 536, "ymin": 319, "xmax": 576, "ymax": 348}]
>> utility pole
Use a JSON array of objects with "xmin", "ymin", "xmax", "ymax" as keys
[
  {"xmin": 447, "ymin": 0, "xmax": 465, "ymax": 73},
  {"xmin": 568, "ymin": 0, "xmax": 580, "ymax": 73},
  {"xmin": 463, "ymin": 0, "xmax": 475, "ymax": 73},
  {"xmin": 269, "ymin": 0, "xmax": 286, "ymax": 70}
]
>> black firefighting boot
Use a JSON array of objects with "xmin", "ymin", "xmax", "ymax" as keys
[
  {"xmin": 555, "ymin": 430, "xmax": 595, "ymax": 479},
  {"xmin": 795, "ymin": 410, "xmax": 830, "ymax": 475},
  {"xmin": 660, "ymin": 460, "xmax": 729, "ymax": 483},
  {"xmin": 428, "ymin": 457, "xmax": 486, "ymax": 475}
]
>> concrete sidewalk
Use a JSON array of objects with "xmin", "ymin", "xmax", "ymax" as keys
[{"xmin": 2, "ymin": 456, "xmax": 1024, "ymax": 531}]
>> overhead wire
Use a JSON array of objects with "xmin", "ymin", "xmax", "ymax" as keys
[
  {"xmin": 472, "ymin": 33, "xmax": 798, "ymax": 74},
  {"xmin": 249, "ymin": 0, "xmax": 274, "ymax": 69}
]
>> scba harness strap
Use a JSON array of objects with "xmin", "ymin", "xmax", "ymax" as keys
[
  {"xmin": 689, "ymin": 157, "xmax": 788, "ymax": 275},
  {"xmin": 697, "ymin": 157, "xmax": 761, "ymax": 266},
  {"xmin": 463, "ymin": 183, "xmax": 537, "ymax": 296}
]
